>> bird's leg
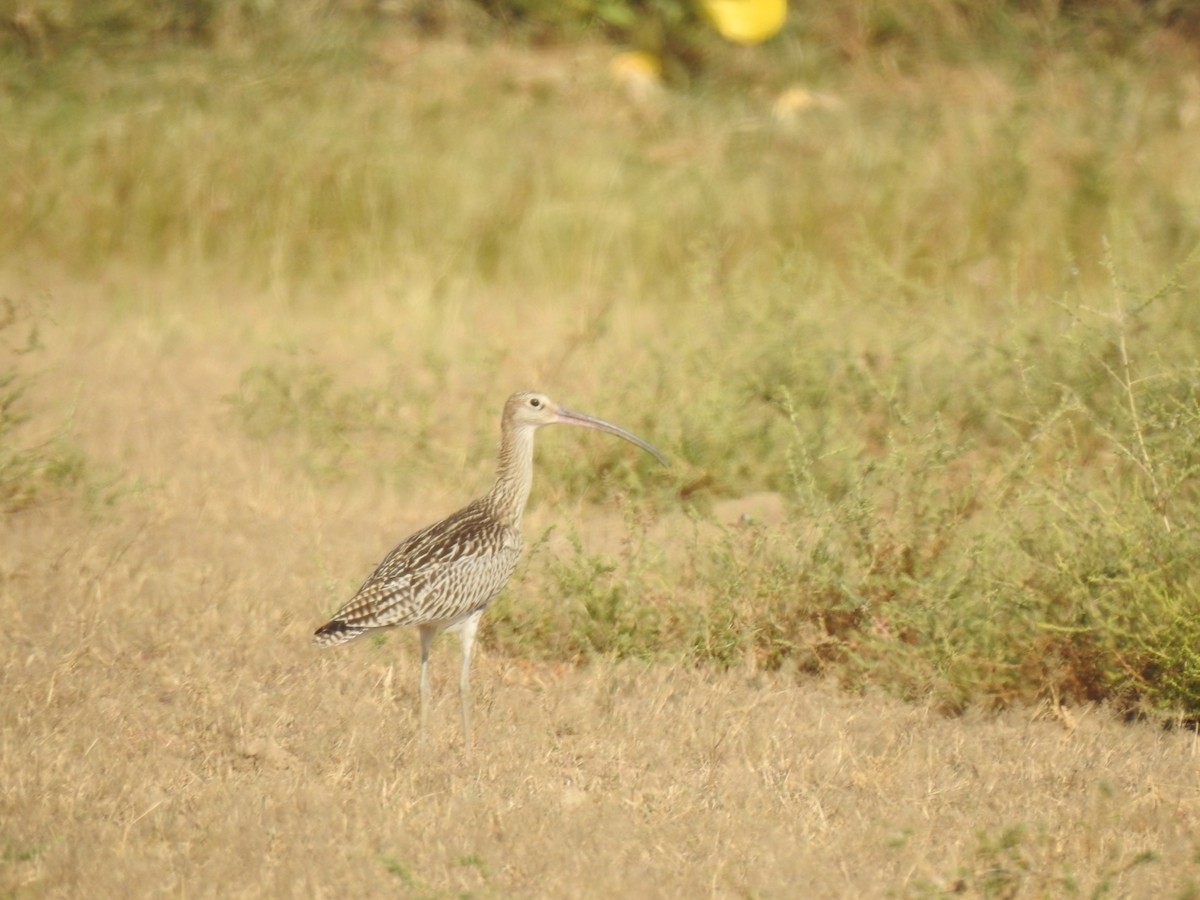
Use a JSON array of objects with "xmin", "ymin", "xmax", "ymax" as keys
[
  {"xmin": 418, "ymin": 624, "xmax": 437, "ymax": 745},
  {"xmin": 457, "ymin": 610, "xmax": 484, "ymax": 751}
]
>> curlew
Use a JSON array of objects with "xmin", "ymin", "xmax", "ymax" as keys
[{"xmin": 314, "ymin": 391, "xmax": 668, "ymax": 746}]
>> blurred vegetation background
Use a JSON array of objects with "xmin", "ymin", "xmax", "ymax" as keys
[
  {"xmin": 2, "ymin": 0, "xmax": 1199, "ymax": 719},
  {"xmin": 4, "ymin": 0, "xmax": 1200, "ymax": 65}
]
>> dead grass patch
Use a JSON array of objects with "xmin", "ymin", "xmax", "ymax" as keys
[{"xmin": 2, "ymin": 290, "xmax": 1199, "ymax": 896}]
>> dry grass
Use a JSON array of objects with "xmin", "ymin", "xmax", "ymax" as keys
[
  {"xmin": 2, "ymin": 293, "xmax": 1200, "ymax": 897},
  {"xmin": 4, "ymin": 10, "xmax": 1200, "ymax": 895}
]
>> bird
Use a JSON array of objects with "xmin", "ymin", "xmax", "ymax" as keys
[{"xmin": 314, "ymin": 390, "xmax": 669, "ymax": 747}]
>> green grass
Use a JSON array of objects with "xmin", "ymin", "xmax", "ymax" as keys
[
  {"xmin": 0, "ymin": 300, "xmax": 88, "ymax": 512},
  {"xmin": 4, "ymin": 4, "xmax": 1200, "ymax": 717},
  {"xmin": 904, "ymin": 821, "xmax": 1163, "ymax": 898},
  {"xmin": 227, "ymin": 354, "xmax": 407, "ymax": 484}
]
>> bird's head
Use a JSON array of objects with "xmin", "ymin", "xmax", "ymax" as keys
[
  {"xmin": 505, "ymin": 391, "xmax": 562, "ymax": 429},
  {"xmin": 502, "ymin": 391, "xmax": 669, "ymax": 466}
]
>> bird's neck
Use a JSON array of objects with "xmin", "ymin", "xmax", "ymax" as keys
[{"xmin": 485, "ymin": 423, "xmax": 536, "ymax": 529}]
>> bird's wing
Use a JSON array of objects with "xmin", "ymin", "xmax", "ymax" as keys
[{"xmin": 319, "ymin": 503, "xmax": 522, "ymax": 635}]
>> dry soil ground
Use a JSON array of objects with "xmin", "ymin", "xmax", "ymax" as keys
[{"xmin": 2, "ymin": 291, "xmax": 1199, "ymax": 898}]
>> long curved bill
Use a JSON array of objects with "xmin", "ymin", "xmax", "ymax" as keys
[{"xmin": 556, "ymin": 407, "xmax": 670, "ymax": 467}]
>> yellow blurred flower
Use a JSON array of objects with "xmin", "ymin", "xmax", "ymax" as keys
[
  {"xmin": 701, "ymin": 0, "xmax": 787, "ymax": 46},
  {"xmin": 609, "ymin": 51, "xmax": 665, "ymax": 107}
]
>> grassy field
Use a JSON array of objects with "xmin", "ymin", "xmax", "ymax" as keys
[{"xmin": 3, "ymin": 3, "xmax": 1200, "ymax": 895}]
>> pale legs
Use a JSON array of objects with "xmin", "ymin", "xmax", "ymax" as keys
[{"xmin": 416, "ymin": 608, "xmax": 484, "ymax": 749}]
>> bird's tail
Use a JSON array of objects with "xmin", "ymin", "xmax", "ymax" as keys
[{"xmin": 313, "ymin": 619, "xmax": 368, "ymax": 647}]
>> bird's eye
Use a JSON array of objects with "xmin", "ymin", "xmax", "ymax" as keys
[{"xmin": 530, "ymin": 398, "xmax": 541, "ymax": 408}]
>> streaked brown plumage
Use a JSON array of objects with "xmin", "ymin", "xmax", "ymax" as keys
[{"xmin": 314, "ymin": 391, "xmax": 668, "ymax": 746}]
